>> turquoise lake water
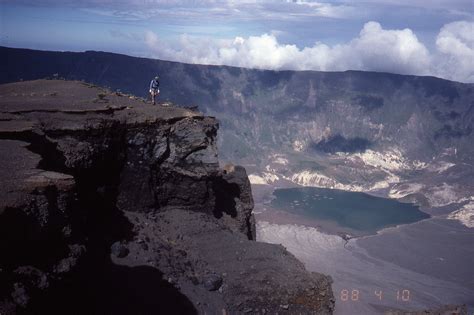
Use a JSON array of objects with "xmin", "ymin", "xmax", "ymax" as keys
[{"xmin": 271, "ymin": 187, "xmax": 430, "ymax": 233}]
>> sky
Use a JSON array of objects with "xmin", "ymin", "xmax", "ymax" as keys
[{"xmin": 1, "ymin": 0, "xmax": 473, "ymax": 82}]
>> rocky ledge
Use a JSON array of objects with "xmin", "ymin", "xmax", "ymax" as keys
[{"xmin": 0, "ymin": 80, "xmax": 334, "ymax": 314}]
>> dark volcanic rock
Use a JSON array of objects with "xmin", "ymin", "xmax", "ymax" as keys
[
  {"xmin": 0, "ymin": 80, "xmax": 334, "ymax": 314},
  {"xmin": 215, "ymin": 164, "xmax": 256, "ymax": 239},
  {"xmin": 0, "ymin": 138, "xmax": 77, "ymax": 314},
  {"xmin": 120, "ymin": 209, "xmax": 334, "ymax": 314},
  {"xmin": 111, "ymin": 242, "xmax": 129, "ymax": 258},
  {"xmin": 202, "ymin": 273, "xmax": 223, "ymax": 291}
]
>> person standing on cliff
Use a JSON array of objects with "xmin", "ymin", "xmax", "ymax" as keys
[{"xmin": 149, "ymin": 76, "xmax": 160, "ymax": 105}]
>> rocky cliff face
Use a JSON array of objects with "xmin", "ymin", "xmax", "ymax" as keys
[{"xmin": 0, "ymin": 80, "xmax": 334, "ymax": 314}]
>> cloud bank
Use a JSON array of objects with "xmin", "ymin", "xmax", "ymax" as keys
[{"xmin": 146, "ymin": 20, "xmax": 474, "ymax": 83}]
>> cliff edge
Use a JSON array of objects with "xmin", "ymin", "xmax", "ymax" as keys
[{"xmin": 0, "ymin": 80, "xmax": 334, "ymax": 314}]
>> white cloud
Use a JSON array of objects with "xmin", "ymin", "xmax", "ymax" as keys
[
  {"xmin": 434, "ymin": 21, "xmax": 474, "ymax": 82},
  {"xmin": 341, "ymin": 21, "xmax": 431, "ymax": 75},
  {"xmin": 145, "ymin": 21, "xmax": 474, "ymax": 82},
  {"xmin": 144, "ymin": 20, "xmax": 473, "ymax": 82}
]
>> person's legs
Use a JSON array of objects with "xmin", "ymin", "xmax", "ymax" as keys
[
  {"xmin": 149, "ymin": 89, "xmax": 153, "ymax": 105},
  {"xmin": 150, "ymin": 91, "xmax": 156, "ymax": 105}
]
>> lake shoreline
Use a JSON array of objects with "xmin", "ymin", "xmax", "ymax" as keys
[
  {"xmin": 255, "ymin": 206, "xmax": 367, "ymax": 238},
  {"xmin": 252, "ymin": 184, "xmax": 432, "ymax": 240}
]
